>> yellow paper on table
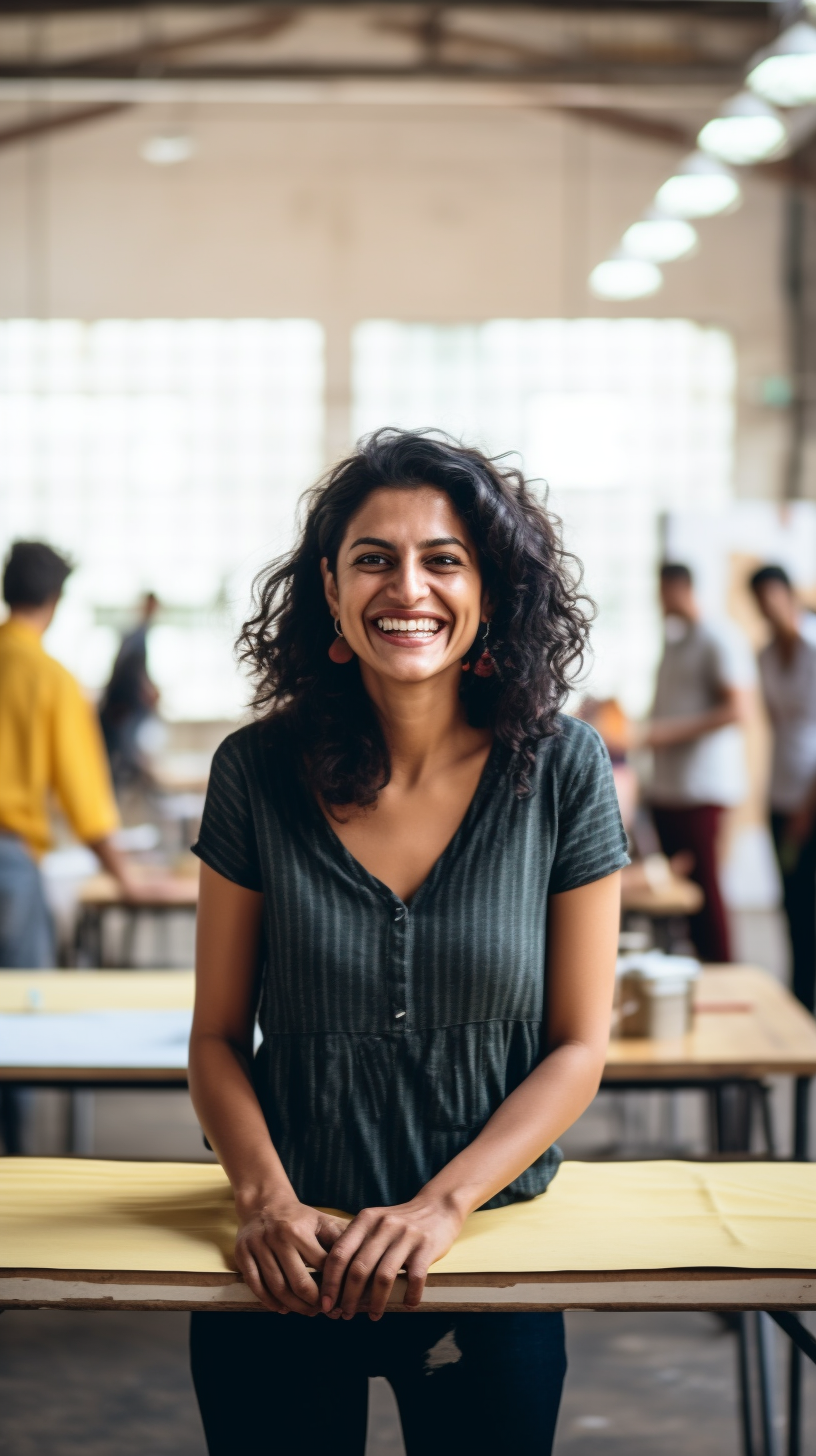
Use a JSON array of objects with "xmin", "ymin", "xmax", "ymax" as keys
[{"xmin": 2, "ymin": 1159, "xmax": 815, "ymax": 1277}]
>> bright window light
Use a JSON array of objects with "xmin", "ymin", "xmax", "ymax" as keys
[
  {"xmin": 0, "ymin": 320, "xmax": 325, "ymax": 720},
  {"xmin": 655, "ymin": 155, "xmax": 741, "ymax": 219},
  {"xmin": 589, "ymin": 259, "xmax": 663, "ymax": 301},
  {"xmin": 747, "ymin": 22, "xmax": 816, "ymax": 108},
  {"xmin": 698, "ymin": 93, "xmax": 786, "ymax": 165},
  {"xmin": 352, "ymin": 319, "xmax": 736, "ymax": 716},
  {"xmin": 622, "ymin": 219, "xmax": 698, "ymax": 263}
]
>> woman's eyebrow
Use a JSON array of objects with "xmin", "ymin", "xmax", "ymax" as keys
[{"xmin": 347, "ymin": 534, "xmax": 470, "ymax": 554}]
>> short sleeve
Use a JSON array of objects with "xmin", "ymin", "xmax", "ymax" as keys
[
  {"xmin": 549, "ymin": 720, "xmax": 630, "ymax": 895},
  {"xmin": 192, "ymin": 733, "xmax": 263, "ymax": 892},
  {"xmin": 709, "ymin": 623, "xmax": 756, "ymax": 690}
]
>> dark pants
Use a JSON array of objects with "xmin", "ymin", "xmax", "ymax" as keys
[
  {"xmin": 190, "ymin": 1309, "xmax": 566, "ymax": 1456},
  {"xmin": 652, "ymin": 803, "xmax": 731, "ymax": 963},
  {"xmin": 771, "ymin": 812, "xmax": 816, "ymax": 1012},
  {"xmin": 0, "ymin": 833, "xmax": 55, "ymax": 1155}
]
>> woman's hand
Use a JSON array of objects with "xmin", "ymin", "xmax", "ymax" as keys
[
  {"xmin": 234, "ymin": 1197, "xmax": 349, "ymax": 1315},
  {"xmin": 319, "ymin": 1195, "xmax": 465, "ymax": 1321}
]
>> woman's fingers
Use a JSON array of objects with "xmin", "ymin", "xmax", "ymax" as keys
[
  {"xmin": 251, "ymin": 1240, "xmax": 320, "ymax": 1316},
  {"xmin": 403, "ymin": 1249, "xmax": 431, "ymax": 1310},
  {"xmin": 365, "ymin": 1236, "xmax": 413, "ymax": 1321},
  {"xmin": 274, "ymin": 1239, "xmax": 321, "ymax": 1308},
  {"xmin": 236, "ymin": 1246, "xmax": 288, "ymax": 1314},
  {"xmin": 319, "ymin": 1212, "xmax": 374, "ymax": 1312},
  {"xmin": 336, "ymin": 1225, "xmax": 400, "ymax": 1319}
]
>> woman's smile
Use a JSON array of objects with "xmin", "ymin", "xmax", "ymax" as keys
[{"xmin": 370, "ymin": 612, "xmax": 448, "ymax": 645}]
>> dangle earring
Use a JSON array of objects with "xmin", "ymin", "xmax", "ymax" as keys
[
  {"xmin": 473, "ymin": 620, "xmax": 496, "ymax": 678},
  {"xmin": 328, "ymin": 619, "xmax": 354, "ymax": 664}
]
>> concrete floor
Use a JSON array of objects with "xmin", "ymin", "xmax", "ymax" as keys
[{"xmin": 1, "ymin": 1307, "xmax": 813, "ymax": 1455}]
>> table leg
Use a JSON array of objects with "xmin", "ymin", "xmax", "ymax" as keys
[
  {"xmin": 757, "ymin": 1083, "xmax": 777, "ymax": 1158},
  {"xmin": 756, "ymin": 1312, "xmax": 777, "ymax": 1456},
  {"xmin": 715, "ymin": 1083, "xmax": 754, "ymax": 1153},
  {"xmin": 738, "ymin": 1314, "xmax": 757, "ymax": 1456},
  {"xmin": 793, "ymin": 1077, "xmax": 810, "ymax": 1161},
  {"xmin": 70, "ymin": 1091, "xmax": 95, "ymax": 1156},
  {"xmin": 787, "ymin": 1341, "xmax": 801, "ymax": 1456},
  {"xmin": 0, "ymin": 1085, "xmax": 22, "ymax": 1155}
]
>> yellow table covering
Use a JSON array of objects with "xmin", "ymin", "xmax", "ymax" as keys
[{"xmin": 2, "ymin": 1159, "xmax": 815, "ymax": 1276}]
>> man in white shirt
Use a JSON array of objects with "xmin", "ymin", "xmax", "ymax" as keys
[
  {"xmin": 642, "ymin": 563, "xmax": 755, "ymax": 963},
  {"xmin": 750, "ymin": 564, "xmax": 816, "ymax": 1011}
]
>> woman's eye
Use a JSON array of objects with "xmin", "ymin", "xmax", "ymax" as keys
[
  {"xmin": 427, "ymin": 554, "xmax": 461, "ymax": 568},
  {"xmin": 354, "ymin": 553, "xmax": 391, "ymax": 567}
]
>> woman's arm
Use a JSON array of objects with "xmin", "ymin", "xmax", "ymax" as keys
[
  {"xmin": 319, "ymin": 868, "xmax": 621, "ymax": 1320},
  {"xmin": 188, "ymin": 863, "xmax": 347, "ymax": 1314}
]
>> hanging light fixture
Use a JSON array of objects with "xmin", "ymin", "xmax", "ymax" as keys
[
  {"xmin": 140, "ymin": 134, "xmax": 197, "ymax": 166},
  {"xmin": 747, "ymin": 21, "xmax": 816, "ymax": 108},
  {"xmin": 654, "ymin": 153, "xmax": 742, "ymax": 220},
  {"xmin": 698, "ymin": 92, "xmax": 787, "ymax": 166},
  {"xmin": 621, "ymin": 215, "xmax": 698, "ymax": 263},
  {"xmin": 589, "ymin": 257, "xmax": 663, "ymax": 301}
]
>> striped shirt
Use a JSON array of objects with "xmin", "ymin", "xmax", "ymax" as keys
[{"xmin": 193, "ymin": 713, "xmax": 628, "ymax": 1214}]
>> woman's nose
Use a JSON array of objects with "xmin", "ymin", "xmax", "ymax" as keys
[{"xmin": 390, "ymin": 558, "xmax": 429, "ymax": 604}]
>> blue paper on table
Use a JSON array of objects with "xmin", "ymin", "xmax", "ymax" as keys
[{"xmin": 0, "ymin": 1010, "xmax": 193, "ymax": 1068}]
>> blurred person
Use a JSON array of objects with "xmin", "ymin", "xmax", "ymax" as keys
[
  {"xmin": 639, "ymin": 562, "xmax": 754, "ymax": 963},
  {"xmin": 99, "ymin": 591, "xmax": 161, "ymax": 788},
  {"xmin": 750, "ymin": 565, "xmax": 816, "ymax": 1011},
  {"xmin": 0, "ymin": 542, "xmax": 166, "ymax": 969}
]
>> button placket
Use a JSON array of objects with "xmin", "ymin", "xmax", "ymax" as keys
[{"xmin": 389, "ymin": 899, "xmax": 409, "ymax": 1028}]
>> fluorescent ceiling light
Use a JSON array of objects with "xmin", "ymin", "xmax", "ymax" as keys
[
  {"xmin": 747, "ymin": 21, "xmax": 816, "ymax": 108},
  {"xmin": 698, "ymin": 93, "xmax": 786, "ymax": 166},
  {"xmin": 655, "ymin": 153, "xmax": 741, "ymax": 219},
  {"xmin": 622, "ymin": 218, "xmax": 698, "ymax": 263},
  {"xmin": 589, "ymin": 259, "xmax": 663, "ymax": 301},
  {"xmin": 140, "ymin": 134, "xmax": 196, "ymax": 166}
]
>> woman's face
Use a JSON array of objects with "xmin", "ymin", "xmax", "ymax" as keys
[{"xmin": 321, "ymin": 485, "xmax": 488, "ymax": 685}]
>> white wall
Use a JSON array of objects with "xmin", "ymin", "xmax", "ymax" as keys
[{"xmin": 0, "ymin": 99, "xmax": 791, "ymax": 493}]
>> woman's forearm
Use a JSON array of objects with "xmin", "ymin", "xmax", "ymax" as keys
[
  {"xmin": 188, "ymin": 1033, "xmax": 296, "ymax": 1216},
  {"xmin": 417, "ymin": 1040, "xmax": 604, "ymax": 1221}
]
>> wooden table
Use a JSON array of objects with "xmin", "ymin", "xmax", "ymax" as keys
[
  {"xmin": 2, "ymin": 1158, "xmax": 814, "ymax": 1456},
  {"xmin": 3, "ymin": 966, "xmax": 815, "ymax": 1150},
  {"xmin": 75, "ymin": 874, "xmax": 198, "ymax": 968},
  {"xmin": 605, "ymin": 966, "xmax": 816, "ymax": 1159}
]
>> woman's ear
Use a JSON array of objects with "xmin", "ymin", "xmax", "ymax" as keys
[
  {"xmin": 481, "ymin": 589, "xmax": 494, "ymax": 623},
  {"xmin": 320, "ymin": 557, "xmax": 340, "ymax": 618}
]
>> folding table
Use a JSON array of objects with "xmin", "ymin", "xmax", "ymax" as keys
[{"xmin": 1, "ymin": 1158, "xmax": 814, "ymax": 1456}]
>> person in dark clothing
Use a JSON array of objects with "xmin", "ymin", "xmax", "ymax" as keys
[
  {"xmin": 750, "ymin": 565, "xmax": 816, "ymax": 1011},
  {"xmin": 99, "ymin": 592, "xmax": 160, "ymax": 788},
  {"xmin": 187, "ymin": 431, "xmax": 628, "ymax": 1455}
]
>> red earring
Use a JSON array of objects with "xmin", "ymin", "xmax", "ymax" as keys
[
  {"xmin": 474, "ymin": 620, "xmax": 495, "ymax": 678},
  {"xmin": 328, "ymin": 620, "xmax": 354, "ymax": 664}
]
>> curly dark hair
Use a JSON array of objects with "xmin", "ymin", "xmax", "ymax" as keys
[{"xmin": 238, "ymin": 429, "xmax": 592, "ymax": 807}]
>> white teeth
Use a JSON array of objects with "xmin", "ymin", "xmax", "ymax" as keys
[{"xmin": 375, "ymin": 617, "xmax": 442, "ymax": 635}]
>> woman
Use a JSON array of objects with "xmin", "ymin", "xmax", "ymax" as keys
[
  {"xmin": 750, "ymin": 564, "xmax": 816, "ymax": 1012},
  {"xmin": 188, "ymin": 431, "xmax": 628, "ymax": 1455}
]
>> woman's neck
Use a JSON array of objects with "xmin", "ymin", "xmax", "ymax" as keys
[{"xmin": 359, "ymin": 661, "xmax": 484, "ymax": 788}]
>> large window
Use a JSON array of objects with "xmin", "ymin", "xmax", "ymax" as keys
[
  {"xmin": 353, "ymin": 319, "xmax": 736, "ymax": 715},
  {"xmin": 0, "ymin": 319, "xmax": 324, "ymax": 719}
]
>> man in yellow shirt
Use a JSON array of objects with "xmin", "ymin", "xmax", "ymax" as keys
[{"xmin": 0, "ymin": 541, "xmax": 153, "ymax": 967}]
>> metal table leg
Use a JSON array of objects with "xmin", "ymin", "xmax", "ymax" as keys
[
  {"xmin": 793, "ymin": 1077, "xmax": 810, "ymax": 1161},
  {"xmin": 787, "ymin": 1342, "xmax": 801, "ymax": 1456},
  {"xmin": 756, "ymin": 1312, "xmax": 777, "ymax": 1456},
  {"xmin": 738, "ymin": 1315, "xmax": 757, "ymax": 1456}
]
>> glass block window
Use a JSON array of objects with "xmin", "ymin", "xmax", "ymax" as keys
[
  {"xmin": 352, "ymin": 319, "xmax": 736, "ymax": 716},
  {"xmin": 0, "ymin": 319, "xmax": 324, "ymax": 719}
]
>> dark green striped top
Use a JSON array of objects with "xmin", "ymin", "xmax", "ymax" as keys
[{"xmin": 193, "ymin": 713, "xmax": 628, "ymax": 1214}]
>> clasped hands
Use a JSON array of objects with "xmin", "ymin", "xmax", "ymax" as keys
[{"xmin": 234, "ymin": 1194, "xmax": 464, "ymax": 1320}]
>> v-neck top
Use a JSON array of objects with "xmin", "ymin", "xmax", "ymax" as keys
[{"xmin": 192, "ymin": 712, "xmax": 628, "ymax": 1214}]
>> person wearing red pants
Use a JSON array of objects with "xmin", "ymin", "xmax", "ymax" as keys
[{"xmin": 641, "ymin": 563, "xmax": 755, "ymax": 964}]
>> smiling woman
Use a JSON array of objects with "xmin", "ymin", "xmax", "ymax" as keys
[{"xmin": 187, "ymin": 430, "xmax": 629, "ymax": 1456}]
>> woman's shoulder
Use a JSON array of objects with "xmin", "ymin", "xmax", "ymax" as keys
[
  {"xmin": 210, "ymin": 713, "xmax": 300, "ymax": 782},
  {"xmin": 532, "ymin": 713, "xmax": 609, "ymax": 777}
]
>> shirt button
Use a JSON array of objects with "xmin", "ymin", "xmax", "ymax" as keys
[{"xmin": 393, "ymin": 906, "xmax": 405, "ymax": 922}]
